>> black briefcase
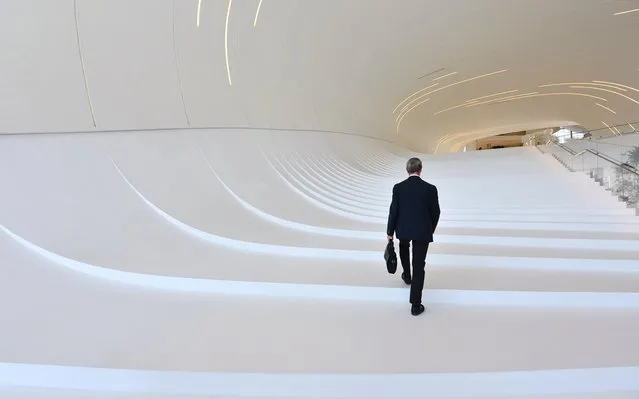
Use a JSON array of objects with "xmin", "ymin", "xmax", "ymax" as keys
[{"xmin": 384, "ymin": 239, "xmax": 398, "ymax": 274}]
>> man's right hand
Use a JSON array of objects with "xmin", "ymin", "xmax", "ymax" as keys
[{"xmin": 387, "ymin": 235, "xmax": 393, "ymax": 241}]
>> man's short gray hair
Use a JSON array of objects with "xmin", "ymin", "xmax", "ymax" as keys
[{"xmin": 406, "ymin": 157, "xmax": 422, "ymax": 174}]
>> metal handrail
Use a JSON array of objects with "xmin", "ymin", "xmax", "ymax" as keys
[
  {"xmin": 584, "ymin": 120, "xmax": 639, "ymax": 134},
  {"xmin": 555, "ymin": 143, "xmax": 639, "ymax": 176},
  {"xmin": 571, "ymin": 120, "xmax": 639, "ymax": 140}
]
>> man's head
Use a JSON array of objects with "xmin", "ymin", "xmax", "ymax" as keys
[{"xmin": 406, "ymin": 157, "xmax": 422, "ymax": 176}]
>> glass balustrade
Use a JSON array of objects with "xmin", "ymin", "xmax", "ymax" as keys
[{"xmin": 547, "ymin": 131, "xmax": 639, "ymax": 207}]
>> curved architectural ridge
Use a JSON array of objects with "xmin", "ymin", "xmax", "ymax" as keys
[
  {"xmin": 270, "ymin": 155, "xmax": 388, "ymax": 215},
  {"xmin": 109, "ymin": 157, "xmax": 378, "ymax": 260},
  {"xmin": 0, "ymin": 222, "xmax": 383, "ymax": 299},
  {"xmin": 2, "ymin": 224, "xmax": 639, "ymax": 308},
  {"xmin": 199, "ymin": 146, "xmax": 377, "ymax": 238},
  {"xmin": 110, "ymin": 146, "xmax": 639, "ymax": 256},
  {"xmin": 206, "ymin": 148, "xmax": 639, "ymax": 251},
  {"xmin": 298, "ymin": 149, "xmax": 398, "ymax": 186},
  {"xmin": 257, "ymin": 145, "xmax": 386, "ymax": 222},
  {"xmin": 259, "ymin": 146, "xmax": 639, "ymax": 236},
  {"xmin": 273, "ymin": 155, "xmax": 388, "ymax": 208},
  {"xmin": 0, "ymin": 362, "xmax": 637, "ymax": 398},
  {"xmin": 280, "ymin": 152, "xmax": 390, "ymax": 202}
]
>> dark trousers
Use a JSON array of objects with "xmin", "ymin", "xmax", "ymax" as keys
[{"xmin": 399, "ymin": 240, "xmax": 430, "ymax": 305}]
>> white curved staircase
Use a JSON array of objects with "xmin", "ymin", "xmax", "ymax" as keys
[{"xmin": 1, "ymin": 130, "xmax": 638, "ymax": 398}]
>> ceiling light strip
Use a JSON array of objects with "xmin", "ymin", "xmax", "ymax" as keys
[
  {"xmin": 393, "ymin": 69, "xmax": 507, "ymax": 115},
  {"xmin": 396, "ymin": 98, "xmax": 430, "ymax": 131},
  {"xmin": 433, "ymin": 71, "xmax": 458, "ymax": 81},
  {"xmin": 628, "ymin": 122, "xmax": 637, "ymax": 132},
  {"xmin": 497, "ymin": 92, "xmax": 609, "ymax": 103},
  {"xmin": 539, "ymin": 82, "xmax": 627, "ymax": 91},
  {"xmin": 433, "ymin": 103, "xmax": 471, "ymax": 116},
  {"xmin": 587, "ymin": 82, "xmax": 628, "ymax": 91},
  {"xmin": 436, "ymin": 90, "xmax": 610, "ymax": 116},
  {"xmin": 465, "ymin": 90, "xmax": 519, "ymax": 103},
  {"xmin": 395, "ymin": 69, "xmax": 509, "ymax": 121},
  {"xmin": 465, "ymin": 92, "xmax": 539, "ymax": 107},
  {"xmin": 433, "ymin": 131, "xmax": 483, "ymax": 153},
  {"xmin": 254, "ymin": 0, "xmax": 263, "ymax": 27},
  {"xmin": 434, "ymin": 129, "xmax": 495, "ymax": 153},
  {"xmin": 196, "ymin": 0, "xmax": 203, "ymax": 27},
  {"xmin": 569, "ymin": 85, "xmax": 639, "ymax": 105},
  {"xmin": 433, "ymin": 135, "xmax": 452, "ymax": 154},
  {"xmin": 614, "ymin": 8, "xmax": 639, "ymax": 16},
  {"xmin": 396, "ymin": 83, "xmax": 438, "ymax": 116},
  {"xmin": 402, "ymin": 69, "xmax": 508, "ymax": 112},
  {"xmin": 601, "ymin": 121, "xmax": 618, "ymax": 135},
  {"xmin": 439, "ymin": 92, "xmax": 610, "ymax": 115},
  {"xmin": 592, "ymin": 80, "xmax": 639, "ymax": 94},
  {"xmin": 434, "ymin": 92, "xmax": 537, "ymax": 115},
  {"xmin": 225, "ymin": 0, "xmax": 233, "ymax": 86},
  {"xmin": 595, "ymin": 103, "xmax": 616, "ymax": 114}
]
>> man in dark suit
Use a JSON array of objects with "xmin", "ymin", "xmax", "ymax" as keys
[{"xmin": 386, "ymin": 157, "xmax": 440, "ymax": 316}]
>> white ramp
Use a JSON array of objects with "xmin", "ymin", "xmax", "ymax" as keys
[{"xmin": 0, "ymin": 130, "xmax": 638, "ymax": 398}]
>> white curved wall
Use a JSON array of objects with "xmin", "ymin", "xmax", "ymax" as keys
[
  {"xmin": 2, "ymin": 1, "xmax": 639, "ymax": 152},
  {"xmin": 0, "ymin": 0, "xmax": 384, "ymax": 139},
  {"xmin": 0, "ymin": 1, "xmax": 93, "ymax": 132},
  {"xmin": 75, "ymin": 0, "xmax": 187, "ymax": 129}
]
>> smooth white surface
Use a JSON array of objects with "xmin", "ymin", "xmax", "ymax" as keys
[
  {"xmin": 2, "ymin": 1, "xmax": 639, "ymax": 151},
  {"xmin": 1, "ymin": 363, "xmax": 638, "ymax": 399},
  {"xmin": 1, "ymin": 130, "xmax": 639, "ymax": 399}
]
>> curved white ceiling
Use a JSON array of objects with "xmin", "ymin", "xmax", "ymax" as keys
[{"xmin": 1, "ymin": 0, "xmax": 638, "ymax": 152}]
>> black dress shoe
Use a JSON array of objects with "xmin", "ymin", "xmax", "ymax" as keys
[
  {"xmin": 401, "ymin": 272, "xmax": 412, "ymax": 285},
  {"xmin": 411, "ymin": 304, "xmax": 425, "ymax": 316}
]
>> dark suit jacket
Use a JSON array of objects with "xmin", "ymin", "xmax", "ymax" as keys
[{"xmin": 386, "ymin": 175, "xmax": 441, "ymax": 242}]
